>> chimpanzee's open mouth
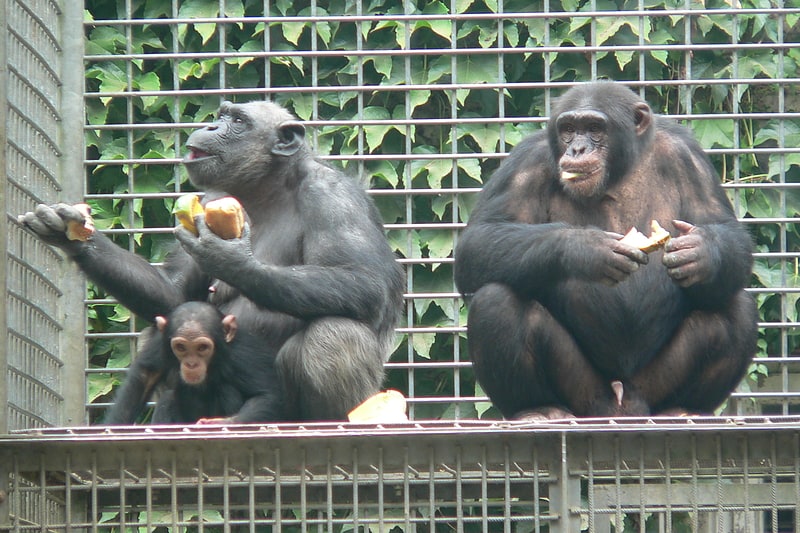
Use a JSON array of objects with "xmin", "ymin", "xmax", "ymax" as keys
[
  {"xmin": 561, "ymin": 167, "xmax": 599, "ymax": 182},
  {"xmin": 184, "ymin": 147, "xmax": 215, "ymax": 162}
]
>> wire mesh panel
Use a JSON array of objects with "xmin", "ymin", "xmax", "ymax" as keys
[
  {"xmin": 2, "ymin": 0, "xmax": 89, "ymax": 431},
  {"xmin": 2, "ymin": 419, "xmax": 800, "ymax": 532},
  {"xmin": 78, "ymin": 2, "xmax": 800, "ymax": 424}
]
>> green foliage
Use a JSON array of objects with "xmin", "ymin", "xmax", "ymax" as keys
[{"xmin": 84, "ymin": 0, "xmax": 798, "ymax": 420}]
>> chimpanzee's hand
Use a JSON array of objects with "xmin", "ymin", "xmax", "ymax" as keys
[
  {"xmin": 662, "ymin": 220, "xmax": 715, "ymax": 287},
  {"xmin": 565, "ymin": 228, "xmax": 649, "ymax": 285},
  {"xmin": 17, "ymin": 203, "xmax": 89, "ymax": 256},
  {"xmin": 175, "ymin": 215, "xmax": 255, "ymax": 282}
]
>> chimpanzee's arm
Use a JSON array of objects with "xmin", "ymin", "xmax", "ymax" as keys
[
  {"xmin": 19, "ymin": 203, "xmax": 210, "ymax": 322},
  {"xmin": 658, "ymin": 131, "xmax": 754, "ymax": 306},
  {"xmin": 175, "ymin": 170, "xmax": 404, "ymax": 328},
  {"xmin": 454, "ymin": 167, "xmax": 647, "ymax": 297}
]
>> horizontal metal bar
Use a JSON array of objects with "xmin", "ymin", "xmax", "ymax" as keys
[
  {"xmin": 83, "ymin": 8, "xmax": 800, "ymax": 27},
  {"xmin": 84, "ymin": 41, "xmax": 799, "ymax": 64},
  {"xmin": 85, "ymin": 112, "xmax": 800, "ymax": 132},
  {"xmin": 82, "ymin": 77, "xmax": 800, "ymax": 100}
]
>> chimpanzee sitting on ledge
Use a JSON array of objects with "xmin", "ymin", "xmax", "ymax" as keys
[
  {"xmin": 454, "ymin": 81, "xmax": 758, "ymax": 420},
  {"xmin": 107, "ymin": 301, "xmax": 285, "ymax": 425},
  {"xmin": 19, "ymin": 100, "xmax": 405, "ymax": 423}
]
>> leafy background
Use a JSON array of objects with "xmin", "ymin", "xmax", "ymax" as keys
[{"xmin": 83, "ymin": 0, "xmax": 800, "ymax": 425}]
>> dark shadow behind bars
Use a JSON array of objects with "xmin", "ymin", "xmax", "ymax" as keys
[{"xmin": 2, "ymin": 0, "xmax": 800, "ymax": 531}]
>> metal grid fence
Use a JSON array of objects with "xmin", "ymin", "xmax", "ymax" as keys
[
  {"xmin": 76, "ymin": 2, "xmax": 800, "ymax": 423},
  {"xmin": 3, "ymin": 1, "xmax": 800, "ymax": 531},
  {"xmin": 2, "ymin": 418, "xmax": 800, "ymax": 532},
  {"xmin": 3, "ymin": 0, "xmax": 85, "ymax": 431}
]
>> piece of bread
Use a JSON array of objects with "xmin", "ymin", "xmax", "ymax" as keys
[
  {"xmin": 347, "ymin": 390, "xmax": 409, "ymax": 423},
  {"xmin": 173, "ymin": 194, "xmax": 204, "ymax": 236},
  {"xmin": 65, "ymin": 203, "xmax": 95, "ymax": 241},
  {"xmin": 619, "ymin": 219, "xmax": 670, "ymax": 252},
  {"xmin": 204, "ymin": 197, "xmax": 245, "ymax": 239}
]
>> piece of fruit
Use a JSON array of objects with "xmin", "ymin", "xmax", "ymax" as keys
[
  {"xmin": 65, "ymin": 203, "xmax": 95, "ymax": 241},
  {"xmin": 347, "ymin": 390, "xmax": 409, "ymax": 423},
  {"xmin": 204, "ymin": 197, "xmax": 245, "ymax": 240},
  {"xmin": 619, "ymin": 219, "xmax": 671, "ymax": 252},
  {"xmin": 173, "ymin": 194, "xmax": 204, "ymax": 236}
]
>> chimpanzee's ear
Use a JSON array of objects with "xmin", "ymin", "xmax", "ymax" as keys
[
  {"xmin": 222, "ymin": 314, "xmax": 238, "ymax": 343},
  {"xmin": 155, "ymin": 316, "xmax": 168, "ymax": 332},
  {"xmin": 272, "ymin": 122, "xmax": 305, "ymax": 156},
  {"xmin": 634, "ymin": 102, "xmax": 652, "ymax": 136}
]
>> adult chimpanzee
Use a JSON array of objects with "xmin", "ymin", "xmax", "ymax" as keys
[
  {"xmin": 106, "ymin": 301, "xmax": 285, "ymax": 424},
  {"xmin": 19, "ymin": 100, "xmax": 405, "ymax": 422},
  {"xmin": 454, "ymin": 81, "xmax": 758, "ymax": 420}
]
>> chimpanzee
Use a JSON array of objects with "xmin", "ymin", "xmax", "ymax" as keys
[
  {"xmin": 106, "ymin": 301, "xmax": 285, "ymax": 424},
  {"xmin": 19, "ymin": 100, "xmax": 405, "ymax": 422},
  {"xmin": 454, "ymin": 81, "xmax": 758, "ymax": 419}
]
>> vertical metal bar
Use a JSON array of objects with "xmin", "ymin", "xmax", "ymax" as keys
[
  {"xmin": 742, "ymin": 435, "xmax": 751, "ymax": 532},
  {"xmin": 403, "ymin": 446, "xmax": 411, "ymax": 532},
  {"xmin": 171, "ymin": 0, "xmax": 182, "ymax": 191},
  {"xmin": 10, "ymin": 454, "xmax": 19, "ymax": 532},
  {"xmin": 795, "ymin": 433, "xmax": 799, "ymax": 533},
  {"xmin": 170, "ymin": 451, "xmax": 178, "ymax": 531},
  {"xmin": 300, "ymin": 447, "xmax": 307, "ymax": 530},
  {"xmin": 0, "ymin": 0, "xmax": 7, "ymax": 439},
  {"xmin": 481, "ymin": 445, "xmax": 488, "ymax": 533},
  {"xmin": 775, "ymin": 1, "xmax": 790, "ymax": 416},
  {"xmin": 448, "ymin": 0, "xmax": 461, "ymax": 421},
  {"xmin": 377, "ymin": 446, "xmax": 385, "ymax": 532},
  {"xmin": 682, "ymin": 6, "xmax": 693, "ymax": 117},
  {"xmin": 639, "ymin": 436, "xmax": 645, "ymax": 533},
  {"xmin": 197, "ymin": 452, "xmax": 205, "ymax": 533},
  {"xmin": 223, "ymin": 450, "xmax": 230, "ymax": 533},
  {"xmin": 587, "ymin": 435, "xmax": 595, "ymax": 532},
  {"xmin": 248, "ymin": 449, "xmax": 255, "ymax": 533},
  {"xmin": 503, "ymin": 443, "xmax": 511, "ymax": 533},
  {"xmin": 543, "ymin": 0, "xmax": 552, "ymax": 115},
  {"xmin": 59, "ymin": 0, "xmax": 89, "ymax": 427},
  {"xmin": 65, "ymin": 453, "xmax": 72, "ymax": 533},
  {"xmin": 218, "ymin": 0, "xmax": 226, "ymax": 93},
  {"xmin": 551, "ymin": 433, "xmax": 581, "ymax": 533},
  {"xmin": 456, "ymin": 445, "xmax": 464, "ymax": 532},
  {"xmin": 118, "ymin": 453, "xmax": 126, "ymax": 531},
  {"xmin": 771, "ymin": 433, "xmax": 778, "ymax": 533},
  {"xmin": 274, "ymin": 447, "xmax": 282, "ymax": 533},
  {"xmin": 665, "ymin": 434, "xmax": 672, "ymax": 533},
  {"xmin": 429, "ymin": 445, "xmax": 436, "ymax": 531},
  {"xmin": 91, "ymin": 452, "xmax": 98, "ymax": 533},
  {"xmin": 716, "ymin": 434, "xmax": 724, "ymax": 533},
  {"xmin": 312, "ymin": 0, "xmax": 319, "ymax": 124},
  {"xmin": 326, "ymin": 447, "xmax": 333, "ymax": 532},
  {"xmin": 690, "ymin": 435, "xmax": 698, "ymax": 532},
  {"xmin": 355, "ymin": 0, "xmax": 365, "ymax": 178},
  {"xmin": 145, "ymin": 451, "xmax": 153, "ymax": 532},
  {"xmin": 532, "ymin": 439, "xmax": 541, "ymax": 533},
  {"xmin": 352, "ymin": 445, "xmax": 359, "ymax": 532},
  {"xmin": 38, "ymin": 454, "xmax": 46, "ymax": 532},
  {"xmin": 614, "ymin": 435, "xmax": 623, "ymax": 531},
  {"xmin": 589, "ymin": 0, "xmax": 597, "ymax": 79},
  {"xmin": 403, "ymin": 0, "xmax": 415, "ymax": 420},
  {"xmin": 263, "ymin": 0, "xmax": 271, "ymax": 93}
]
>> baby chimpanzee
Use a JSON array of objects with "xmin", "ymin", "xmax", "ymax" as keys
[{"xmin": 105, "ymin": 301, "xmax": 286, "ymax": 425}]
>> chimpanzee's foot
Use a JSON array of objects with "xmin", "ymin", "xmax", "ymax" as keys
[{"xmin": 510, "ymin": 406, "xmax": 575, "ymax": 422}]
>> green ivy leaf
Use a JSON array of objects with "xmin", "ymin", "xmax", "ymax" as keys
[
  {"xmin": 361, "ymin": 106, "xmax": 393, "ymax": 151},
  {"xmin": 460, "ymin": 122, "xmax": 500, "ymax": 153},
  {"xmin": 411, "ymin": 332, "xmax": 435, "ymax": 359},
  {"xmin": 282, "ymin": 22, "xmax": 306, "ymax": 45},
  {"xmin": 691, "ymin": 119, "xmax": 733, "ymax": 149}
]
